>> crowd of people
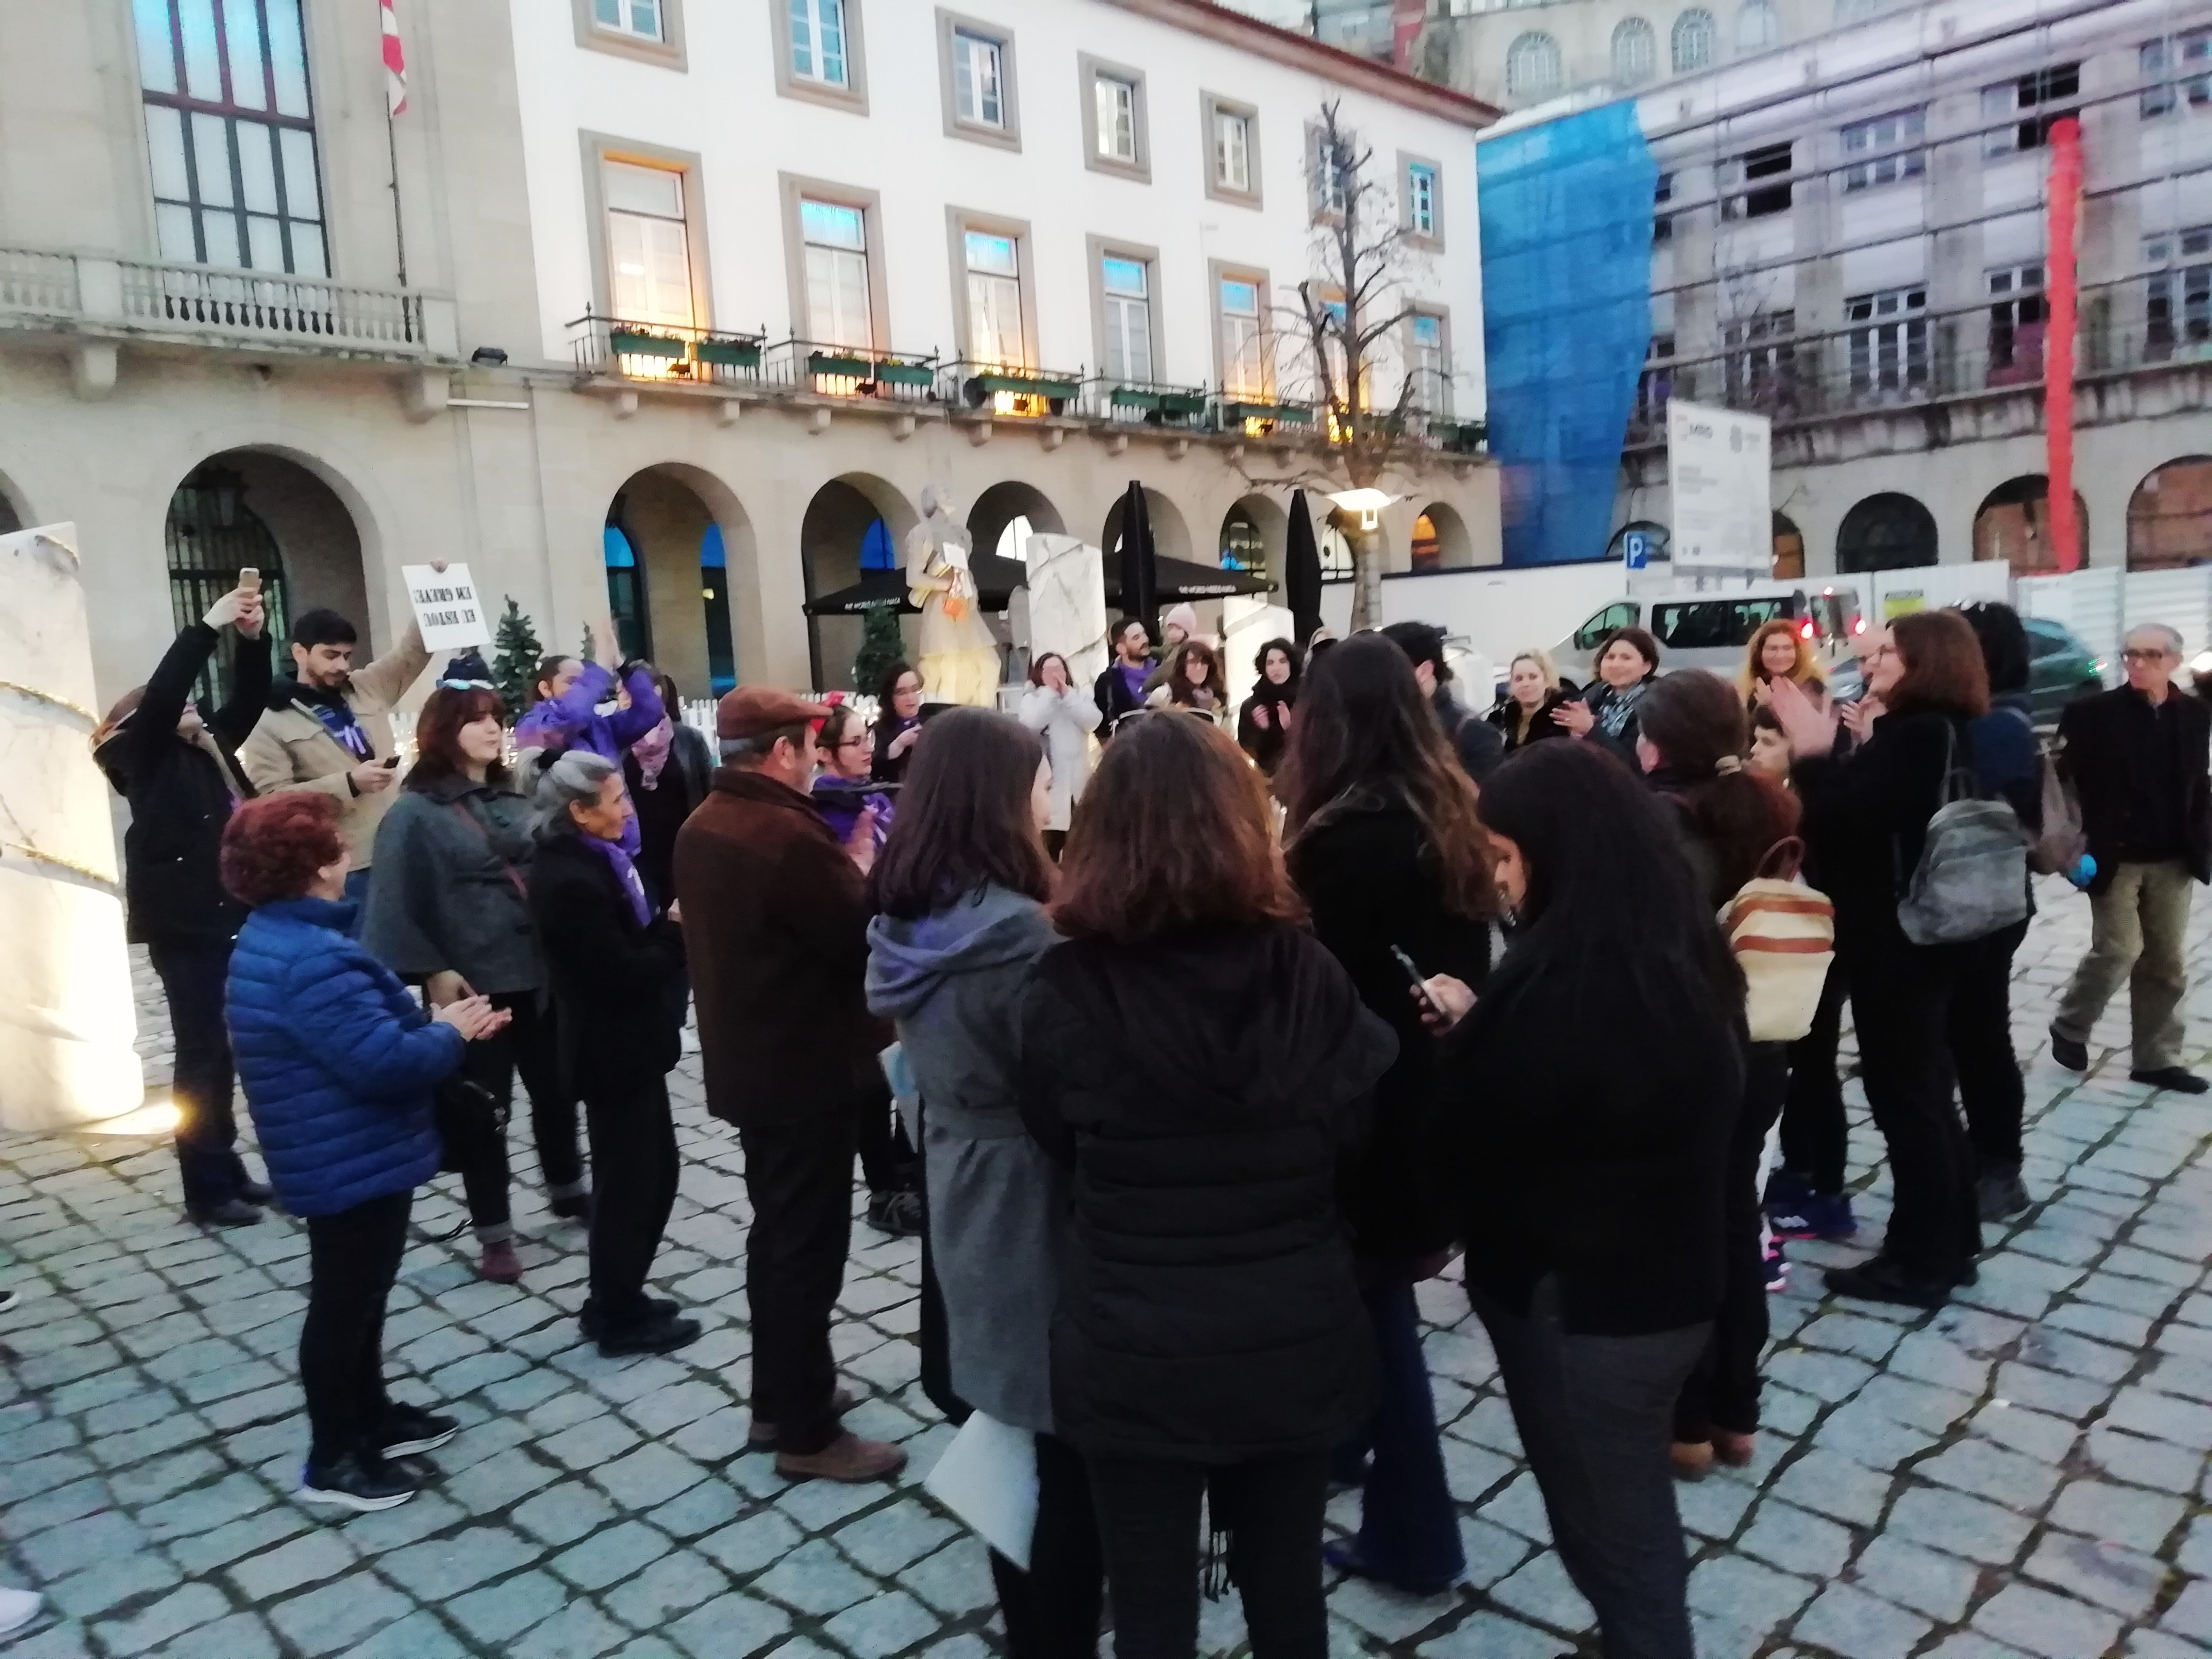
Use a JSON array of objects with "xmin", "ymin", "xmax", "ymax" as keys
[{"xmin": 67, "ymin": 577, "xmax": 2212, "ymax": 1654}]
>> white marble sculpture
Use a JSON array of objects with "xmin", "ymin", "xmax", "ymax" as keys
[
  {"xmin": 1025, "ymin": 535, "xmax": 1109, "ymax": 693},
  {"xmin": 1223, "ymin": 596, "xmax": 1296, "ymax": 711},
  {"xmin": 0, "ymin": 523, "xmax": 146, "ymax": 1130}
]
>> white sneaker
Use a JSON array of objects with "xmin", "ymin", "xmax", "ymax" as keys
[{"xmin": 0, "ymin": 1586, "xmax": 43, "ymax": 1636}]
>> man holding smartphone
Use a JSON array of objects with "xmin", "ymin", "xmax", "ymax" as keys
[{"xmin": 239, "ymin": 576, "xmax": 440, "ymax": 907}]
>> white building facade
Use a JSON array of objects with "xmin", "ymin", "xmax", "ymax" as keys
[{"xmin": 0, "ymin": 0, "xmax": 1499, "ymax": 713}]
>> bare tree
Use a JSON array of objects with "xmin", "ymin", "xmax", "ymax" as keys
[{"xmin": 1241, "ymin": 100, "xmax": 1440, "ymax": 630}]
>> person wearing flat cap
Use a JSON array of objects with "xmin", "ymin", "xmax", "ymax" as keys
[{"xmin": 673, "ymin": 687, "xmax": 909, "ymax": 1484}]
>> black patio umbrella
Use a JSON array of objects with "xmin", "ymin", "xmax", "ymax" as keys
[
  {"xmin": 801, "ymin": 549, "xmax": 1031, "ymax": 616},
  {"xmin": 1116, "ymin": 480, "xmax": 1158, "ymax": 634},
  {"xmin": 1102, "ymin": 554, "xmax": 1270, "ymax": 605},
  {"xmin": 1285, "ymin": 488, "xmax": 1325, "ymax": 646}
]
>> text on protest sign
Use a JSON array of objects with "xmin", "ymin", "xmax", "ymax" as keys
[{"xmin": 401, "ymin": 563, "xmax": 491, "ymax": 649}]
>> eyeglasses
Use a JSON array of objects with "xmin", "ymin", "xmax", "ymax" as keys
[
  {"xmin": 2123, "ymin": 648, "xmax": 2177, "ymax": 663},
  {"xmin": 836, "ymin": 737, "xmax": 869, "ymax": 751}
]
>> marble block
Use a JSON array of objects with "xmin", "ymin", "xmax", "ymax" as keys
[
  {"xmin": 1025, "ymin": 536, "xmax": 1108, "ymax": 693},
  {"xmin": 1222, "ymin": 598, "xmax": 1294, "ymax": 710},
  {"xmin": 0, "ymin": 523, "xmax": 146, "ymax": 1130}
]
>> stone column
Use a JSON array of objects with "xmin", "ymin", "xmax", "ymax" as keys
[
  {"xmin": 1025, "ymin": 535, "xmax": 1109, "ymax": 693},
  {"xmin": 0, "ymin": 524, "xmax": 146, "ymax": 1130}
]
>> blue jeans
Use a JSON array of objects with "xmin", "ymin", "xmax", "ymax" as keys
[{"xmin": 1336, "ymin": 1267, "xmax": 1465, "ymax": 1589}]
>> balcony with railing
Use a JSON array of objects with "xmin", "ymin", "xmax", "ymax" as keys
[
  {"xmin": 0, "ymin": 246, "xmax": 457, "ymax": 361},
  {"xmin": 1080, "ymin": 375, "xmax": 1210, "ymax": 426},
  {"xmin": 939, "ymin": 359, "xmax": 1086, "ymax": 418},
  {"xmin": 567, "ymin": 312, "xmax": 766, "ymax": 387},
  {"xmin": 760, "ymin": 337, "xmax": 940, "ymax": 403}
]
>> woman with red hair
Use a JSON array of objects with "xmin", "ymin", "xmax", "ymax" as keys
[{"xmin": 224, "ymin": 792, "xmax": 505, "ymax": 1512}]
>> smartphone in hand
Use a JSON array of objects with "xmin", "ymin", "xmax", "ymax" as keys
[
  {"xmin": 238, "ymin": 566, "xmax": 262, "ymax": 595},
  {"xmin": 1390, "ymin": 945, "xmax": 1445, "ymax": 1018}
]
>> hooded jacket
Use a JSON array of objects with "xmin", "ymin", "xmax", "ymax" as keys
[
  {"xmin": 867, "ymin": 885, "xmax": 1063, "ymax": 1431},
  {"xmin": 1017, "ymin": 921, "xmax": 1397, "ymax": 1463},
  {"xmin": 95, "ymin": 622, "xmax": 268, "ymax": 944},
  {"xmin": 227, "ymin": 894, "xmax": 463, "ymax": 1216}
]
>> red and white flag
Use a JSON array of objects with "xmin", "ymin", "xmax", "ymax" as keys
[{"xmin": 381, "ymin": 0, "xmax": 407, "ymax": 117}]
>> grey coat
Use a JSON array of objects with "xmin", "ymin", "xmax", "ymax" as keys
[
  {"xmin": 362, "ymin": 771, "xmax": 542, "ymax": 996},
  {"xmin": 866, "ymin": 885, "xmax": 1063, "ymax": 1432}
]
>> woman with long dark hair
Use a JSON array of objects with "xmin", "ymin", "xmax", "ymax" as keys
[
  {"xmin": 1769, "ymin": 610, "xmax": 1993, "ymax": 1306},
  {"xmin": 1146, "ymin": 638, "xmax": 1229, "ymax": 727},
  {"xmin": 1237, "ymin": 637, "xmax": 1301, "ymax": 775},
  {"xmin": 872, "ymin": 660, "xmax": 926, "ymax": 784},
  {"xmin": 1280, "ymin": 635, "xmax": 1490, "ymax": 1597},
  {"xmin": 1421, "ymin": 740, "xmax": 1743, "ymax": 1659},
  {"xmin": 363, "ymin": 685, "xmax": 584, "ymax": 1283},
  {"xmin": 1635, "ymin": 671, "xmax": 1803, "ymax": 1479},
  {"xmin": 1556, "ymin": 626, "xmax": 1661, "ymax": 769},
  {"xmin": 1021, "ymin": 713, "xmax": 1395, "ymax": 1655},
  {"xmin": 865, "ymin": 709, "xmax": 1102, "ymax": 1651}
]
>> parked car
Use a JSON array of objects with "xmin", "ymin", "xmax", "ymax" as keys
[
  {"xmin": 1827, "ymin": 613, "xmax": 2105, "ymax": 729},
  {"xmin": 1550, "ymin": 583, "xmax": 1866, "ymax": 684}
]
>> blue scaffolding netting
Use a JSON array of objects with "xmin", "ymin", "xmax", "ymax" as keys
[{"xmin": 1477, "ymin": 101, "xmax": 1657, "ymax": 567}]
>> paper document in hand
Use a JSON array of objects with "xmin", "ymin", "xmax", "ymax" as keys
[
  {"xmin": 401, "ymin": 563, "xmax": 491, "ymax": 649},
  {"xmin": 922, "ymin": 1410, "xmax": 1038, "ymax": 1570}
]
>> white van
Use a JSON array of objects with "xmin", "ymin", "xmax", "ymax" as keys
[{"xmin": 1551, "ymin": 583, "xmax": 1867, "ymax": 684}]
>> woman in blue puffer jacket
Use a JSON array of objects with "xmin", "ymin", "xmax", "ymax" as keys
[{"xmin": 223, "ymin": 791, "xmax": 507, "ymax": 1515}]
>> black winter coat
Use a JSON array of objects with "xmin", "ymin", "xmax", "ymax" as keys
[
  {"xmin": 1486, "ymin": 690, "xmax": 1572, "ymax": 753},
  {"xmin": 1091, "ymin": 661, "xmax": 1151, "ymax": 739},
  {"xmin": 626, "ymin": 722, "xmax": 712, "ymax": 914},
  {"xmin": 95, "ymin": 622, "xmax": 269, "ymax": 943},
  {"xmin": 1287, "ymin": 798, "xmax": 1490, "ymax": 1262},
  {"xmin": 1433, "ymin": 688, "xmax": 1505, "ymax": 784},
  {"xmin": 2057, "ymin": 686, "xmax": 2212, "ymax": 891},
  {"xmin": 1795, "ymin": 707, "xmax": 1972, "ymax": 954},
  {"xmin": 526, "ymin": 834, "xmax": 688, "ymax": 1098},
  {"xmin": 1018, "ymin": 922, "xmax": 1397, "ymax": 1463}
]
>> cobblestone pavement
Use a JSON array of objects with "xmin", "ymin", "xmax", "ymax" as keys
[{"xmin": 5, "ymin": 881, "xmax": 2212, "ymax": 1658}]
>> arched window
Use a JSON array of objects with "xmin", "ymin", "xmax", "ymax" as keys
[
  {"xmin": 602, "ymin": 517, "xmax": 651, "ymax": 662},
  {"xmin": 167, "ymin": 466, "xmax": 288, "ymax": 708},
  {"xmin": 2129, "ymin": 457, "xmax": 2212, "ymax": 571},
  {"xmin": 1506, "ymin": 32, "xmax": 1563, "ymax": 100},
  {"xmin": 1612, "ymin": 18, "xmax": 1657, "ymax": 84},
  {"xmin": 1836, "ymin": 492, "xmax": 1938, "ymax": 572},
  {"xmin": 1672, "ymin": 8, "xmax": 1716, "ymax": 73},
  {"xmin": 1736, "ymin": 0, "xmax": 1777, "ymax": 50}
]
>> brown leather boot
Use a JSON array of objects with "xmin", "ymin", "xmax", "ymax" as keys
[
  {"xmin": 774, "ymin": 1431, "xmax": 907, "ymax": 1484},
  {"xmin": 748, "ymin": 1386, "xmax": 858, "ymax": 1451}
]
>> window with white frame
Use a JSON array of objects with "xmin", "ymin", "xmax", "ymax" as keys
[
  {"xmin": 1736, "ymin": 0, "xmax": 1777, "ymax": 50},
  {"xmin": 1612, "ymin": 17, "xmax": 1656, "ymax": 84},
  {"xmin": 1672, "ymin": 9, "xmax": 1715, "ymax": 73},
  {"xmin": 1100, "ymin": 255, "xmax": 1153, "ymax": 384},
  {"xmin": 2147, "ymin": 228, "xmax": 2212, "ymax": 360},
  {"xmin": 1506, "ymin": 32, "xmax": 1562, "ymax": 100},
  {"xmin": 1215, "ymin": 107, "xmax": 1253, "ymax": 194},
  {"xmin": 1986, "ymin": 263, "xmax": 2045, "ymax": 379},
  {"xmin": 1309, "ymin": 124, "xmax": 1351, "ymax": 216},
  {"xmin": 1846, "ymin": 286, "xmax": 1927, "ymax": 395},
  {"xmin": 135, "ymin": 0, "xmax": 327, "ymax": 275},
  {"xmin": 1723, "ymin": 310, "xmax": 1795, "ymax": 407},
  {"xmin": 789, "ymin": 0, "xmax": 848, "ymax": 86},
  {"xmin": 1983, "ymin": 64, "xmax": 2078, "ymax": 156},
  {"xmin": 594, "ymin": 0, "xmax": 663, "ymax": 42},
  {"xmin": 964, "ymin": 229, "xmax": 1024, "ymax": 366},
  {"xmin": 953, "ymin": 29, "xmax": 1004, "ymax": 128},
  {"xmin": 1840, "ymin": 108, "xmax": 1924, "ymax": 191},
  {"xmin": 1410, "ymin": 313, "xmax": 1448, "ymax": 413},
  {"xmin": 1219, "ymin": 276, "xmax": 1267, "ymax": 397},
  {"xmin": 1094, "ymin": 74, "xmax": 1136, "ymax": 162},
  {"xmin": 800, "ymin": 199, "xmax": 869, "ymax": 348},
  {"xmin": 603, "ymin": 160, "xmax": 693, "ymax": 327},
  {"xmin": 2141, "ymin": 28, "xmax": 2212, "ymax": 119},
  {"xmin": 1406, "ymin": 161, "xmax": 1439, "ymax": 238},
  {"xmin": 1724, "ymin": 141, "xmax": 1793, "ymax": 219}
]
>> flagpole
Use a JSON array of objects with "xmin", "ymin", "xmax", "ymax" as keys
[
  {"xmin": 380, "ymin": 0, "xmax": 409, "ymax": 288},
  {"xmin": 385, "ymin": 109, "xmax": 407, "ymax": 288}
]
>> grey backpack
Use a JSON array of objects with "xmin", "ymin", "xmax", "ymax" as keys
[{"xmin": 1896, "ymin": 726, "xmax": 2030, "ymax": 946}]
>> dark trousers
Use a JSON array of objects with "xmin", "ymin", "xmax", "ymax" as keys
[
  {"xmin": 438, "ymin": 992, "xmax": 582, "ymax": 1239},
  {"xmin": 1472, "ymin": 1279, "xmax": 1707, "ymax": 1659},
  {"xmin": 741, "ymin": 1111, "xmax": 858, "ymax": 1454},
  {"xmin": 342, "ymin": 866, "xmax": 373, "ymax": 934},
  {"xmin": 987, "ymin": 1433, "xmax": 1105, "ymax": 1658},
  {"xmin": 1847, "ymin": 930, "xmax": 1981, "ymax": 1283},
  {"xmin": 584, "ymin": 1077, "xmax": 680, "ymax": 1327},
  {"xmin": 1334, "ymin": 1266, "xmax": 1464, "ymax": 1587},
  {"xmin": 1953, "ymin": 918, "xmax": 2030, "ymax": 1172},
  {"xmin": 855, "ymin": 1077, "xmax": 918, "ymax": 1196},
  {"xmin": 1086, "ymin": 1451, "xmax": 1333, "ymax": 1659},
  {"xmin": 1676, "ymin": 1043, "xmax": 1788, "ymax": 1443},
  {"xmin": 300, "ymin": 1189, "xmax": 411, "ymax": 1468},
  {"xmin": 1779, "ymin": 963, "xmax": 1849, "ymax": 1194},
  {"xmin": 147, "ymin": 934, "xmax": 249, "ymax": 1211}
]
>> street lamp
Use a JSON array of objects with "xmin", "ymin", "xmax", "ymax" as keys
[{"xmin": 1326, "ymin": 486, "xmax": 1397, "ymax": 532}]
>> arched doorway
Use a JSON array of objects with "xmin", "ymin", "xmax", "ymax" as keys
[
  {"xmin": 163, "ymin": 450, "xmax": 366, "ymax": 705},
  {"xmin": 1219, "ymin": 494, "xmax": 1287, "ymax": 586},
  {"xmin": 1836, "ymin": 492, "xmax": 1938, "ymax": 573},
  {"xmin": 1773, "ymin": 511, "xmax": 1805, "ymax": 578},
  {"xmin": 967, "ymin": 482, "xmax": 1065, "ymax": 566},
  {"xmin": 1102, "ymin": 488, "xmax": 1194, "ymax": 570},
  {"xmin": 802, "ymin": 473, "xmax": 918, "ymax": 692},
  {"xmin": 2128, "ymin": 457, "xmax": 2212, "ymax": 571},
  {"xmin": 1410, "ymin": 502, "xmax": 1473, "ymax": 572},
  {"xmin": 1972, "ymin": 476, "xmax": 2089, "ymax": 574},
  {"xmin": 604, "ymin": 465, "xmax": 754, "ymax": 704}
]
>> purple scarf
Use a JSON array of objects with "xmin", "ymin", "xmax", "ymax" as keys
[
  {"xmin": 631, "ymin": 717, "xmax": 675, "ymax": 789},
  {"xmin": 587, "ymin": 834, "xmax": 653, "ymax": 927}
]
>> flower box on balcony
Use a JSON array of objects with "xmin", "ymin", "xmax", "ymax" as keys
[
  {"xmin": 975, "ymin": 370, "xmax": 1081, "ymax": 401},
  {"xmin": 1221, "ymin": 399, "xmax": 1312, "ymax": 427},
  {"xmin": 695, "ymin": 338, "xmax": 761, "ymax": 368},
  {"xmin": 873, "ymin": 359, "xmax": 936, "ymax": 387},
  {"xmin": 807, "ymin": 351, "xmax": 873, "ymax": 379},
  {"xmin": 608, "ymin": 329, "xmax": 684, "ymax": 359}
]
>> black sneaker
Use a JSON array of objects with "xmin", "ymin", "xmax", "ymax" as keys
[
  {"xmin": 2131, "ymin": 1066, "xmax": 2210, "ymax": 1095},
  {"xmin": 548, "ymin": 1191, "xmax": 593, "ymax": 1221},
  {"xmin": 597, "ymin": 1311, "xmax": 702, "ymax": 1359},
  {"xmin": 2050, "ymin": 1028, "xmax": 2089, "ymax": 1071},
  {"xmin": 578, "ymin": 1296, "xmax": 679, "ymax": 1341},
  {"xmin": 1825, "ymin": 1256, "xmax": 1951, "ymax": 1309},
  {"xmin": 1976, "ymin": 1168, "xmax": 2031, "ymax": 1222},
  {"xmin": 239, "ymin": 1180, "xmax": 275, "ymax": 1206},
  {"xmin": 374, "ymin": 1402, "xmax": 459, "ymax": 1458},
  {"xmin": 865, "ymin": 1189, "xmax": 923, "ymax": 1238},
  {"xmin": 299, "ymin": 1451, "xmax": 419, "ymax": 1512},
  {"xmin": 187, "ymin": 1198, "xmax": 264, "ymax": 1228}
]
